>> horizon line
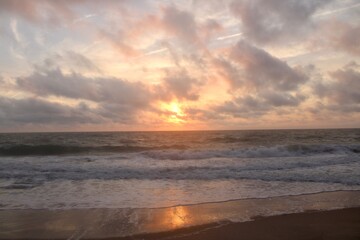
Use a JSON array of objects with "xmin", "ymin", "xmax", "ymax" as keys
[{"xmin": 0, "ymin": 127, "xmax": 359, "ymax": 134}]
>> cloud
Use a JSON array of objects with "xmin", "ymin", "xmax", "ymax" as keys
[
  {"xmin": 14, "ymin": 66, "xmax": 155, "ymax": 126},
  {"xmin": 315, "ymin": 63, "xmax": 360, "ymax": 112},
  {"xmin": 64, "ymin": 51, "xmax": 101, "ymax": 73},
  {"xmin": 322, "ymin": 21, "xmax": 360, "ymax": 56},
  {"xmin": 0, "ymin": 0, "xmax": 359, "ymax": 130},
  {"xmin": 156, "ymin": 69, "xmax": 202, "ymax": 101},
  {"xmin": 0, "ymin": 0, "xmax": 139, "ymax": 25},
  {"xmin": 99, "ymin": 29, "xmax": 141, "ymax": 58},
  {"xmin": 159, "ymin": 6, "xmax": 225, "ymax": 49},
  {"xmin": 199, "ymin": 19, "xmax": 223, "ymax": 41},
  {"xmin": 230, "ymin": 0, "xmax": 331, "ymax": 44},
  {"xmin": 161, "ymin": 5, "xmax": 198, "ymax": 44},
  {"xmin": 214, "ymin": 91, "xmax": 306, "ymax": 118},
  {"xmin": 137, "ymin": 5, "xmax": 220, "ymax": 47},
  {"xmin": 0, "ymin": 96, "xmax": 101, "ymax": 126},
  {"xmin": 211, "ymin": 40, "xmax": 309, "ymax": 117},
  {"xmin": 35, "ymin": 52, "xmax": 101, "ymax": 74},
  {"xmin": 1, "ymin": 65, "xmax": 157, "ymax": 127},
  {"xmin": 216, "ymin": 40, "xmax": 307, "ymax": 92},
  {"xmin": 96, "ymin": 5, "xmax": 200, "ymax": 58},
  {"xmin": 212, "ymin": 57, "xmax": 242, "ymax": 88},
  {"xmin": 9, "ymin": 51, "xmax": 208, "ymax": 127},
  {"xmin": 0, "ymin": 0, "xmax": 81, "ymax": 25},
  {"xmin": 17, "ymin": 68, "xmax": 151, "ymax": 107},
  {"xmin": 10, "ymin": 18, "xmax": 21, "ymax": 44}
]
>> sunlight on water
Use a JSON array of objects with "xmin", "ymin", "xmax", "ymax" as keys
[
  {"xmin": 2, "ymin": 191, "xmax": 360, "ymax": 239},
  {"xmin": 0, "ymin": 129, "xmax": 359, "ymax": 209},
  {"xmin": 169, "ymin": 206, "xmax": 189, "ymax": 228}
]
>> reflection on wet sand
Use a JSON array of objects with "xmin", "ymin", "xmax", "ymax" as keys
[
  {"xmin": 145, "ymin": 206, "xmax": 192, "ymax": 232},
  {"xmin": 1, "ymin": 191, "xmax": 360, "ymax": 239},
  {"xmin": 167, "ymin": 206, "xmax": 189, "ymax": 228}
]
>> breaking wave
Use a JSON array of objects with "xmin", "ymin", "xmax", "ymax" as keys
[{"xmin": 144, "ymin": 144, "xmax": 360, "ymax": 160}]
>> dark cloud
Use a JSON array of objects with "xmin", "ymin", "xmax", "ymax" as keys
[
  {"xmin": 183, "ymin": 107, "xmax": 224, "ymax": 121},
  {"xmin": 12, "ymin": 66, "xmax": 154, "ymax": 126},
  {"xmin": 35, "ymin": 52, "xmax": 101, "ymax": 73},
  {"xmin": 315, "ymin": 63, "xmax": 360, "ymax": 112},
  {"xmin": 0, "ymin": 96, "xmax": 101, "ymax": 126},
  {"xmin": 211, "ymin": 40, "xmax": 309, "ymax": 117},
  {"xmin": 1, "ymin": 0, "xmax": 358, "ymax": 129},
  {"xmin": 17, "ymin": 68, "xmax": 151, "ymax": 108},
  {"xmin": 0, "ymin": 95, "xmax": 147, "ymax": 128},
  {"xmin": 260, "ymin": 91, "xmax": 305, "ymax": 107},
  {"xmin": 139, "ymin": 5, "xmax": 219, "ymax": 48},
  {"xmin": 161, "ymin": 5, "xmax": 198, "ymax": 44},
  {"xmin": 216, "ymin": 40, "xmax": 307, "ymax": 92},
  {"xmin": 0, "ymin": 66, "xmax": 155, "ymax": 127},
  {"xmin": 8, "ymin": 50, "xmax": 211, "ymax": 127},
  {"xmin": 329, "ymin": 68, "xmax": 360, "ymax": 105},
  {"xmin": 230, "ymin": 0, "xmax": 330, "ymax": 44},
  {"xmin": 214, "ymin": 91, "xmax": 306, "ymax": 118},
  {"xmin": 199, "ymin": 19, "xmax": 223, "ymax": 41},
  {"xmin": 9, "ymin": 60, "xmax": 207, "ymax": 126}
]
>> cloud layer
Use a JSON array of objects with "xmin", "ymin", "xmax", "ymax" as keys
[{"xmin": 0, "ymin": 0, "xmax": 359, "ymax": 131}]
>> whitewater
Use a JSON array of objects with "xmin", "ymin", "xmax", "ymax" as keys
[{"xmin": 0, "ymin": 129, "xmax": 359, "ymax": 209}]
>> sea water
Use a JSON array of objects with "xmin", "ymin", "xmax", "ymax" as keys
[{"xmin": 0, "ymin": 129, "xmax": 359, "ymax": 209}]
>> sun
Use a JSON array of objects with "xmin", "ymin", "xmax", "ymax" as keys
[{"xmin": 162, "ymin": 102, "xmax": 186, "ymax": 124}]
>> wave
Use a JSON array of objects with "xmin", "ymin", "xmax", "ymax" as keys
[
  {"xmin": 1, "ymin": 154, "xmax": 360, "ymax": 189},
  {"xmin": 3, "ymin": 163, "xmax": 360, "ymax": 188},
  {"xmin": 0, "ymin": 144, "xmax": 187, "ymax": 156},
  {"xmin": 209, "ymin": 136, "xmax": 262, "ymax": 143},
  {"xmin": 144, "ymin": 144, "xmax": 360, "ymax": 160},
  {"xmin": 0, "ymin": 143, "xmax": 358, "ymax": 157}
]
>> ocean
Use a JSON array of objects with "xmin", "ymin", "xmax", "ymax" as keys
[{"xmin": 1, "ymin": 129, "xmax": 360, "ymax": 210}]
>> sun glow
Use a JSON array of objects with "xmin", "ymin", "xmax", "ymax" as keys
[
  {"xmin": 169, "ymin": 206, "xmax": 189, "ymax": 228},
  {"xmin": 162, "ymin": 102, "xmax": 186, "ymax": 124}
]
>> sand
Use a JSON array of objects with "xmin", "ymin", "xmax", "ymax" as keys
[
  {"xmin": 1, "ymin": 191, "xmax": 360, "ymax": 240},
  {"xmin": 111, "ymin": 207, "xmax": 360, "ymax": 240}
]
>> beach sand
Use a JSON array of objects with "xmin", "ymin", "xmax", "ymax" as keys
[
  {"xmin": 1, "ymin": 191, "xmax": 360, "ymax": 240},
  {"xmin": 113, "ymin": 207, "xmax": 360, "ymax": 240}
]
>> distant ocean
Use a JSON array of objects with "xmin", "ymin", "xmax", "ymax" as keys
[{"xmin": 1, "ymin": 129, "xmax": 360, "ymax": 209}]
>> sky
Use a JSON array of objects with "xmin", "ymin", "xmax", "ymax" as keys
[{"xmin": 0, "ymin": 0, "xmax": 359, "ymax": 132}]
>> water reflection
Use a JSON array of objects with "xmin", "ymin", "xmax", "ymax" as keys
[
  {"xmin": 1, "ymin": 191, "xmax": 360, "ymax": 239},
  {"xmin": 169, "ymin": 206, "xmax": 190, "ymax": 228}
]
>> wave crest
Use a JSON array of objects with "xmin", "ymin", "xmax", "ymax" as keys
[{"xmin": 144, "ymin": 144, "xmax": 360, "ymax": 160}]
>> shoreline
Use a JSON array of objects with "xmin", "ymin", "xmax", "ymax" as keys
[
  {"xmin": 1, "ymin": 207, "xmax": 360, "ymax": 240},
  {"xmin": 3, "ymin": 189, "xmax": 360, "ymax": 211},
  {"xmin": 109, "ymin": 207, "xmax": 360, "ymax": 240},
  {"xmin": 1, "ymin": 191, "xmax": 360, "ymax": 239}
]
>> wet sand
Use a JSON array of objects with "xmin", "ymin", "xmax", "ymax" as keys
[
  {"xmin": 113, "ymin": 207, "xmax": 360, "ymax": 240},
  {"xmin": 1, "ymin": 191, "xmax": 360, "ymax": 240}
]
